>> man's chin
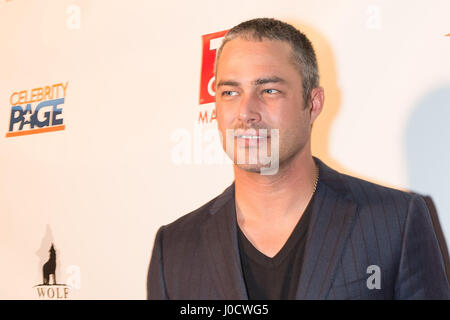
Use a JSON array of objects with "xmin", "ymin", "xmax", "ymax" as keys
[{"xmin": 234, "ymin": 162, "xmax": 273, "ymax": 174}]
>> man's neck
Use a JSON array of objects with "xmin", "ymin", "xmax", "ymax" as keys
[{"xmin": 234, "ymin": 148, "xmax": 317, "ymax": 224}]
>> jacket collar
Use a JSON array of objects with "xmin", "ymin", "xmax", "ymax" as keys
[{"xmin": 201, "ymin": 157, "xmax": 358, "ymax": 299}]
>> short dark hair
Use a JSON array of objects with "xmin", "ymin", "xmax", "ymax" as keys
[{"xmin": 215, "ymin": 18, "xmax": 319, "ymax": 108}]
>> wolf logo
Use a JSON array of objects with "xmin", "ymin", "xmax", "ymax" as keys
[{"xmin": 43, "ymin": 244, "xmax": 57, "ymax": 285}]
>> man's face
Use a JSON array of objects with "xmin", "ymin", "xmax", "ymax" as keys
[{"xmin": 215, "ymin": 37, "xmax": 313, "ymax": 173}]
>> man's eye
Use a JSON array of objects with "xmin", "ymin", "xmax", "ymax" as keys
[
  {"xmin": 222, "ymin": 91, "xmax": 238, "ymax": 96},
  {"xmin": 263, "ymin": 89, "xmax": 279, "ymax": 94}
]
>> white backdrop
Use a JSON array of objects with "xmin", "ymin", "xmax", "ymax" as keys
[{"xmin": 1, "ymin": 0, "xmax": 449, "ymax": 299}]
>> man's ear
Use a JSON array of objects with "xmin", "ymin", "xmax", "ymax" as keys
[{"xmin": 309, "ymin": 87, "xmax": 324, "ymax": 125}]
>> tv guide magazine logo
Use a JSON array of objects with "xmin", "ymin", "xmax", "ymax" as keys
[
  {"xmin": 197, "ymin": 30, "xmax": 228, "ymax": 125},
  {"xmin": 199, "ymin": 30, "xmax": 228, "ymax": 106}
]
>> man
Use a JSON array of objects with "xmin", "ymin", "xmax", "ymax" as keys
[{"xmin": 147, "ymin": 18, "xmax": 449, "ymax": 299}]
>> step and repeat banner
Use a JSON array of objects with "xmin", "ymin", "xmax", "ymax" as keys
[{"xmin": 1, "ymin": 0, "xmax": 449, "ymax": 299}]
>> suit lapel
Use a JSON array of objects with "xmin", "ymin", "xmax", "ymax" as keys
[
  {"xmin": 201, "ymin": 183, "xmax": 248, "ymax": 299},
  {"xmin": 200, "ymin": 158, "xmax": 358, "ymax": 300},
  {"xmin": 296, "ymin": 158, "xmax": 359, "ymax": 299}
]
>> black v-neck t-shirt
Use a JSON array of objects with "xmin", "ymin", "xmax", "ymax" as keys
[{"xmin": 237, "ymin": 192, "xmax": 315, "ymax": 300}]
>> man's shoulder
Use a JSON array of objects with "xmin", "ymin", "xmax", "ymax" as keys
[
  {"xmin": 333, "ymin": 169, "xmax": 424, "ymax": 214},
  {"xmin": 161, "ymin": 197, "xmax": 215, "ymax": 234},
  {"xmin": 316, "ymin": 157, "xmax": 412, "ymax": 202},
  {"xmin": 341, "ymin": 171, "xmax": 411, "ymax": 198},
  {"xmin": 324, "ymin": 167, "xmax": 430, "ymax": 237},
  {"xmin": 160, "ymin": 184, "xmax": 233, "ymax": 236}
]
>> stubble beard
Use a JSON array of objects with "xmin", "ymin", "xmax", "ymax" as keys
[{"xmin": 225, "ymin": 131, "xmax": 307, "ymax": 175}]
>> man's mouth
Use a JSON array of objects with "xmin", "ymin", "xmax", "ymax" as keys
[
  {"xmin": 234, "ymin": 133, "xmax": 270, "ymax": 147},
  {"xmin": 233, "ymin": 129, "xmax": 270, "ymax": 138},
  {"xmin": 235, "ymin": 135, "xmax": 266, "ymax": 139}
]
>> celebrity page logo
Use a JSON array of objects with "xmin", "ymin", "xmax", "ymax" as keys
[{"xmin": 6, "ymin": 82, "xmax": 68, "ymax": 138}]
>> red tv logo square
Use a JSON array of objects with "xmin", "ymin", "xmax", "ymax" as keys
[{"xmin": 199, "ymin": 30, "xmax": 228, "ymax": 105}]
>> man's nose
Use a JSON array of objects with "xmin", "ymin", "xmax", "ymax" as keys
[{"xmin": 237, "ymin": 93, "xmax": 261, "ymax": 125}]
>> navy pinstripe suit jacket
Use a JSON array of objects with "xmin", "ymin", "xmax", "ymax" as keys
[{"xmin": 147, "ymin": 157, "xmax": 449, "ymax": 299}]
